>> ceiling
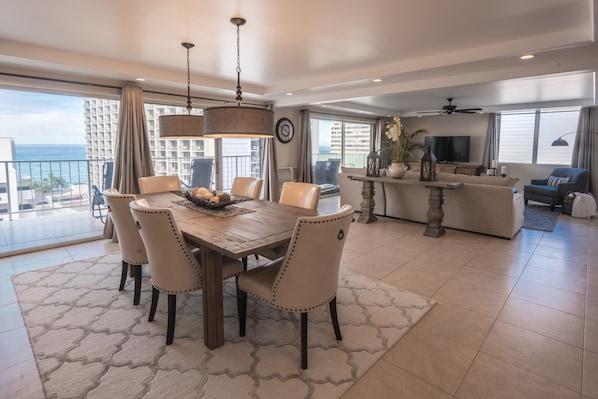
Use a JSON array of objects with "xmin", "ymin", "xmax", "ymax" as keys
[{"xmin": 1, "ymin": 0, "xmax": 597, "ymax": 117}]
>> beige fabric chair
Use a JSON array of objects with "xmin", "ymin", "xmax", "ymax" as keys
[
  {"xmin": 231, "ymin": 176, "xmax": 264, "ymax": 269},
  {"xmin": 230, "ymin": 176, "xmax": 263, "ymax": 199},
  {"xmin": 138, "ymin": 175, "xmax": 181, "ymax": 194},
  {"xmin": 238, "ymin": 204, "xmax": 354, "ymax": 369},
  {"xmin": 279, "ymin": 182, "xmax": 321, "ymax": 209},
  {"xmin": 257, "ymin": 182, "xmax": 322, "ymax": 261},
  {"xmin": 129, "ymin": 198, "xmax": 244, "ymax": 345},
  {"xmin": 102, "ymin": 189, "xmax": 147, "ymax": 305}
]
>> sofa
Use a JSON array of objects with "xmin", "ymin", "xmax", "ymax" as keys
[
  {"xmin": 338, "ymin": 167, "xmax": 524, "ymax": 239},
  {"xmin": 524, "ymin": 167, "xmax": 589, "ymax": 211}
]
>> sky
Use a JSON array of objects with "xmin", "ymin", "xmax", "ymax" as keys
[{"xmin": 0, "ymin": 88, "xmax": 85, "ymax": 145}]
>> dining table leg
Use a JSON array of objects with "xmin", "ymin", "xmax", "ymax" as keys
[{"xmin": 200, "ymin": 246, "xmax": 224, "ymax": 349}]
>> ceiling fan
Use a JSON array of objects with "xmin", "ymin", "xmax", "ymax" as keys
[{"xmin": 418, "ymin": 98, "xmax": 483, "ymax": 115}]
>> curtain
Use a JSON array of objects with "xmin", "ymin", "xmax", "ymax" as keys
[
  {"xmin": 482, "ymin": 113, "xmax": 499, "ymax": 170},
  {"xmin": 260, "ymin": 138, "xmax": 279, "ymax": 201},
  {"xmin": 571, "ymin": 106, "xmax": 597, "ymax": 195},
  {"xmin": 297, "ymin": 109, "xmax": 314, "ymax": 183},
  {"xmin": 103, "ymin": 85, "xmax": 154, "ymax": 239}
]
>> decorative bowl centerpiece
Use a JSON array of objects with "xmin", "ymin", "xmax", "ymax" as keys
[{"xmin": 183, "ymin": 187, "xmax": 235, "ymax": 209}]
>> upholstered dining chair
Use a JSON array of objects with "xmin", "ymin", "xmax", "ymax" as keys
[
  {"xmin": 102, "ymin": 189, "xmax": 147, "ymax": 305},
  {"xmin": 138, "ymin": 175, "xmax": 181, "ymax": 194},
  {"xmin": 238, "ymin": 204, "xmax": 354, "ymax": 369},
  {"xmin": 231, "ymin": 176, "xmax": 264, "ymax": 270},
  {"xmin": 279, "ymin": 182, "xmax": 321, "ymax": 209},
  {"xmin": 230, "ymin": 176, "xmax": 263, "ymax": 199},
  {"xmin": 129, "ymin": 198, "xmax": 244, "ymax": 345},
  {"xmin": 257, "ymin": 182, "xmax": 322, "ymax": 261}
]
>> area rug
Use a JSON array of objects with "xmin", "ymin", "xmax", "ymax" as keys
[
  {"xmin": 12, "ymin": 254, "xmax": 435, "ymax": 399},
  {"xmin": 523, "ymin": 204, "xmax": 560, "ymax": 232}
]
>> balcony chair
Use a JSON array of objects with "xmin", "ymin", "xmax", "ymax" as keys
[
  {"xmin": 138, "ymin": 175, "xmax": 181, "ymax": 194},
  {"xmin": 102, "ymin": 189, "xmax": 147, "ymax": 305},
  {"xmin": 102, "ymin": 161, "xmax": 114, "ymax": 190},
  {"xmin": 257, "ymin": 182, "xmax": 321, "ymax": 261},
  {"xmin": 314, "ymin": 159, "xmax": 341, "ymax": 195},
  {"xmin": 91, "ymin": 185, "xmax": 108, "ymax": 224},
  {"xmin": 237, "ymin": 204, "xmax": 355, "ymax": 369},
  {"xmin": 129, "ymin": 198, "xmax": 244, "ymax": 345},
  {"xmin": 524, "ymin": 167, "xmax": 589, "ymax": 211},
  {"xmin": 183, "ymin": 158, "xmax": 214, "ymax": 189}
]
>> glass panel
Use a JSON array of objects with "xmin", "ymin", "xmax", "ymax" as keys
[
  {"xmin": 221, "ymin": 138, "xmax": 261, "ymax": 191},
  {"xmin": 498, "ymin": 111, "xmax": 535, "ymax": 163},
  {"xmin": 537, "ymin": 108, "xmax": 579, "ymax": 165},
  {"xmin": 344, "ymin": 122, "xmax": 371, "ymax": 168}
]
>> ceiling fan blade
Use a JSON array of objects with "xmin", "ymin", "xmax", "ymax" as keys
[
  {"xmin": 417, "ymin": 110, "xmax": 446, "ymax": 114},
  {"xmin": 455, "ymin": 108, "xmax": 483, "ymax": 113}
]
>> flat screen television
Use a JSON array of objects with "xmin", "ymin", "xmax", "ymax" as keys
[{"xmin": 424, "ymin": 135, "xmax": 470, "ymax": 163}]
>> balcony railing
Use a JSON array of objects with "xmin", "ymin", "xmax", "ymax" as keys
[{"xmin": 0, "ymin": 156, "xmax": 258, "ymax": 221}]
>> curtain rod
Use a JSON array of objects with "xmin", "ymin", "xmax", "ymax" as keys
[{"xmin": 0, "ymin": 71, "xmax": 269, "ymax": 108}]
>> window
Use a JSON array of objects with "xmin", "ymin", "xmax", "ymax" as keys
[
  {"xmin": 498, "ymin": 107, "xmax": 579, "ymax": 165},
  {"xmin": 310, "ymin": 116, "xmax": 374, "ymax": 168}
]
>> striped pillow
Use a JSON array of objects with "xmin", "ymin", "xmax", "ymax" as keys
[{"xmin": 547, "ymin": 175, "xmax": 570, "ymax": 187}]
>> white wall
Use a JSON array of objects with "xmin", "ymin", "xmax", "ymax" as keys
[
  {"xmin": 401, "ymin": 113, "xmax": 569, "ymax": 192},
  {"xmin": 401, "ymin": 113, "xmax": 490, "ymax": 164},
  {"xmin": 273, "ymin": 107, "xmax": 301, "ymax": 168}
]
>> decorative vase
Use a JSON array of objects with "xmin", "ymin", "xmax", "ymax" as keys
[{"xmin": 387, "ymin": 162, "xmax": 407, "ymax": 179}]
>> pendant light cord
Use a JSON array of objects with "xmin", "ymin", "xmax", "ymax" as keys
[
  {"xmin": 235, "ymin": 21, "xmax": 243, "ymax": 106},
  {"xmin": 185, "ymin": 44, "xmax": 193, "ymax": 114}
]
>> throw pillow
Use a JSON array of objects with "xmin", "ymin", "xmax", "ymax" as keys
[{"xmin": 547, "ymin": 175, "xmax": 570, "ymax": 186}]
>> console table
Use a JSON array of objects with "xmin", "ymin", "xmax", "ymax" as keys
[{"xmin": 347, "ymin": 175, "xmax": 463, "ymax": 237}]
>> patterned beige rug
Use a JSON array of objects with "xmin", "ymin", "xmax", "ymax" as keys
[{"xmin": 12, "ymin": 254, "xmax": 435, "ymax": 399}]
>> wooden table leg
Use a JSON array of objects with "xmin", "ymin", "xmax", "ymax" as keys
[
  {"xmin": 357, "ymin": 180, "xmax": 377, "ymax": 224},
  {"xmin": 200, "ymin": 246, "xmax": 224, "ymax": 349},
  {"xmin": 424, "ymin": 186, "xmax": 446, "ymax": 237}
]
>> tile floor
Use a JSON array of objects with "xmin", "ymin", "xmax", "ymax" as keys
[
  {"xmin": 0, "ymin": 209, "xmax": 105, "ymax": 257},
  {"xmin": 1, "ymin": 196, "xmax": 597, "ymax": 398}
]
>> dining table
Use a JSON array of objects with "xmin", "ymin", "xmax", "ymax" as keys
[{"xmin": 139, "ymin": 191, "xmax": 319, "ymax": 349}]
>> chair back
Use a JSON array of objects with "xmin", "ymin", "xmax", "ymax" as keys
[
  {"xmin": 279, "ymin": 182, "xmax": 321, "ymax": 210},
  {"xmin": 138, "ymin": 175, "xmax": 181, "ymax": 194},
  {"xmin": 231, "ymin": 177, "xmax": 263, "ymax": 199},
  {"xmin": 102, "ymin": 161, "xmax": 114, "ymax": 190},
  {"xmin": 189, "ymin": 158, "xmax": 214, "ymax": 188},
  {"xmin": 272, "ymin": 205, "xmax": 354, "ymax": 311},
  {"xmin": 129, "ymin": 199, "xmax": 202, "ymax": 293},
  {"xmin": 102, "ymin": 189, "xmax": 147, "ymax": 265}
]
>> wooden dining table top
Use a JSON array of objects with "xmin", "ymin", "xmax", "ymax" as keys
[
  {"xmin": 140, "ymin": 191, "xmax": 320, "ymax": 258},
  {"xmin": 138, "ymin": 191, "xmax": 320, "ymax": 349}
]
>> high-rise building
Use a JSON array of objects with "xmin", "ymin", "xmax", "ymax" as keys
[{"xmin": 84, "ymin": 99, "xmax": 260, "ymax": 190}]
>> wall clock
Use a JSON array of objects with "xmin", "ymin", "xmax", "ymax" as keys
[{"xmin": 276, "ymin": 118, "xmax": 294, "ymax": 143}]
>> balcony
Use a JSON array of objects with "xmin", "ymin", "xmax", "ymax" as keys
[{"xmin": 0, "ymin": 155, "xmax": 259, "ymax": 257}]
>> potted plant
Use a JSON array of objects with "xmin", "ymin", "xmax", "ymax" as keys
[{"xmin": 383, "ymin": 115, "xmax": 426, "ymax": 178}]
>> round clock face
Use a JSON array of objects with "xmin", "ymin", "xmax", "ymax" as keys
[{"xmin": 276, "ymin": 118, "xmax": 294, "ymax": 143}]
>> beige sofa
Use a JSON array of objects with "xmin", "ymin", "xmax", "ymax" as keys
[{"xmin": 338, "ymin": 168, "xmax": 524, "ymax": 239}]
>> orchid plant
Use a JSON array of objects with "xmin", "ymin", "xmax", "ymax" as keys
[{"xmin": 384, "ymin": 115, "xmax": 426, "ymax": 163}]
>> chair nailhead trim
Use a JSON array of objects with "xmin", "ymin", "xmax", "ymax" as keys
[{"xmin": 260, "ymin": 210, "xmax": 353, "ymax": 312}]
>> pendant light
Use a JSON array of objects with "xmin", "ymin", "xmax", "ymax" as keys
[
  {"xmin": 159, "ymin": 42, "xmax": 204, "ymax": 138},
  {"xmin": 202, "ymin": 17, "xmax": 274, "ymax": 138}
]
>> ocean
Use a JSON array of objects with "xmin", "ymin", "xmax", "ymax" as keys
[{"xmin": 14, "ymin": 144, "xmax": 89, "ymax": 185}]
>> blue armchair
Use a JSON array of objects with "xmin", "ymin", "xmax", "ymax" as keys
[{"xmin": 524, "ymin": 167, "xmax": 589, "ymax": 211}]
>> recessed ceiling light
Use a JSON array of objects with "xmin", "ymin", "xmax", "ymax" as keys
[
  {"xmin": 136, "ymin": 77, "xmax": 146, "ymax": 82},
  {"xmin": 286, "ymin": 92, "xmax": 293, "ymax": 96},
  {"xmin": 372, "ymin": 78, "xmax": 382, "ymax": 82},
  {"xmin": 520, "ymin": 54, "xmax": 535, "ymax": 60}
]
